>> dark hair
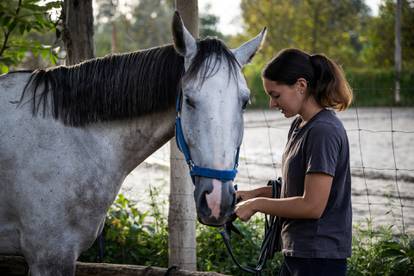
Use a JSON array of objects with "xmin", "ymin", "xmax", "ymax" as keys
[
  {"xmin": 20, "ymin": 37, "xmax": 239, "ymax": 127},
  {"xmin": 262, "ymin": 48, "xmax": 353, "ymax": 111}
]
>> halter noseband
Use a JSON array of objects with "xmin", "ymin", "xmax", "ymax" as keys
[{"xmin": 175, "ymin": 90, "xmax": 240, "ymax": 184}]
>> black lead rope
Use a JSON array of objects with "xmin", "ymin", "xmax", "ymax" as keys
[{"xmin": 220, "ymin": 179, "xmax": 282, "ymax": 275}]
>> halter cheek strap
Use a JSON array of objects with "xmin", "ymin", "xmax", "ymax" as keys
[{"xmin": 175, "ymin": 91, "xmax": 240, "ymax": 183}]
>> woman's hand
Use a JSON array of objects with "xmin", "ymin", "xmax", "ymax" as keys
[
  {"xmin": 236, "ymin": 190, "xmax": 257, "ymax": 202},
  {"xmin": 235, "ymin": 198, "xmax": 259, "ymax": 221}
]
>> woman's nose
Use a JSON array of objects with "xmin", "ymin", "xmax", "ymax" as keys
[{"xmin": 269, "ymin": 98, "xmax": 278, "ymax": 108}]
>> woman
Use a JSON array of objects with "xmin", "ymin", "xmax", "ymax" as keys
[{"xmin": 235, "ymin": 48, "xmax": 353, "ymax": 276}]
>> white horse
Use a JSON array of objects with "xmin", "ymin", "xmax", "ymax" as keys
[{"xmin": 0, "ymin": 12, "xmax": 265, "ymax": 276}]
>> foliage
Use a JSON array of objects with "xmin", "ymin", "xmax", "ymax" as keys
[
  {"xmin": 240, "ymin": 0, "xmax": 370, "ymax": 68},
  {"xmin": 361, "ymin": 0, "xmax": 414, "ymax": 68},
  {"xmin": 79, "ymin": 187, "xmax": 169, "ymax": 267},
  {"xmin": 199, "ymin": 4, "xmax": 224, "ymax": 40},
  {"xmin": 348, "ymin": 220, "xmax": 414, "ymax": 276},
  {"xmin": 197, "ymin": 216, "xmax": 283, "ymax": 275},
  {"xmin": 243, "ymin": 65, "xmax": 414, "ymax": 108},
  {"xmin": 96, "ymin": 0, "xmax": 119, "ymax": 20},
  {"xmin": 347, "ymin": 68, "xmax": 414, "ymax": 106},
  {"xmin": 0, "ymin": 0, "xmax": 61, "ymax": 73},
  {"xmin": 239, "ymin": 0, "xmax": 414, "ymax": 70},
  {"xmin": 93, "ymin": 0, "xmax": 226, "ymax": 57},
  {"xmin": 80, "ymin": 192, "xmax": 414, "ymax": 275},
  {"xmin": 93, "ymin": 0, "xmax": 175, "ymax": 56}
]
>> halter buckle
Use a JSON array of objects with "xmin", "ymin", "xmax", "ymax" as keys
[{"xmin": 188, "ymin": 160, "xmax": 195, "ymax": 170}]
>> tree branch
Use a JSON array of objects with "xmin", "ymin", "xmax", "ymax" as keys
[{"xmin": 0, "ymin": 0, "xmax": 22, "ymax": 58}]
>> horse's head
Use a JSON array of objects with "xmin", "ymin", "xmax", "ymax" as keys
[{"xmin": 172, "ymin": 12, "xmax": 266, "ymax": 226}]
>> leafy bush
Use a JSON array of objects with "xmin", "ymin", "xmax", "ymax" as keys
[
  {"xmin": 80, "ymin": 192, "xmax": 414, "ymax": 275},
  {"xmin": 79, "ymin": 187, "xmax": 169, "ymax": 267},
  {"xmin": 0, "ymin": 0, "xmax": 60, "ymax": 73},
  {"xmin": 348, "ymin": 221, "xmax": 414, "ymax": 276}
]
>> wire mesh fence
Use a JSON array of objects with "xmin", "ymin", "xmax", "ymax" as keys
[{"xmin": 120, "ymin": 105, "xmax": 414, "ymax": 235}]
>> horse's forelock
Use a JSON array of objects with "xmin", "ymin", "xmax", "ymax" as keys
[{"xmin": 185, "ymin": 38, "xmax": 240, "ymax": 85}]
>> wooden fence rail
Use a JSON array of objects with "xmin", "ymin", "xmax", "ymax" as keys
[{"xmin": 0, "ymin": 256, "xmax": 227, "ymax": 276}]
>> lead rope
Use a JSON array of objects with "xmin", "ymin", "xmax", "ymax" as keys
[{"xmin": 220, "ymin": 178, "xmax": 282, "ymax": 275}]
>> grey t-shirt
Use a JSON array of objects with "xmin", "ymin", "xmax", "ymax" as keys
[{"xmin": 280, "ymin": 109, "xmax": 352, "ymax": 258}]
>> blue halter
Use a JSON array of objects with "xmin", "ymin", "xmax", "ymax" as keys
[{"xmin": 175, "ymin": 91, "xmax": 240, "ymax": 184}]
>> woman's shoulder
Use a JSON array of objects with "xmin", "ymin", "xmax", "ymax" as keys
[
  {"xmin": 312, "ymin": 109, "xmax": 345, "ymax": 132},
  {"xmin": 303, "ymin": 110, "xmax": 348, "ymax": 143}
]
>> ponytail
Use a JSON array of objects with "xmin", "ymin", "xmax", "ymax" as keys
[
  {"xmin": 262, "ymin": 49, "xmax": 353, "ymax": 111},
  {"xmin": 309, "ymin": 54, "xmax": 353, "ymax": 111}
]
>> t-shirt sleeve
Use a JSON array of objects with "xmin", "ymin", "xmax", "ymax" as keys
[{"xmin": 305, "ymin": 123, "xmax": 341, "ymax": 177}]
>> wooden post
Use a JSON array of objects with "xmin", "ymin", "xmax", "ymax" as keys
[
  {"xmin": 394, "ymin": 0, "xmax": 402, "ymax": 104},
  {"xmin": 168, "ymin": 0, "xmax": 198, "ymax": 271},
  {"xmin": 62, "ymin": 0, "xmax": 95, "ymax": 65}
]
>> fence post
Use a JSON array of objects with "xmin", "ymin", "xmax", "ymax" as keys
[{"xmin": 168, "ymin": 1, "xmax": 198, "ymax": 271}]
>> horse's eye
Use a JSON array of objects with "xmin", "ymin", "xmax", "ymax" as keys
[
  {"xmin": 242, "ymin": 99, "xmax": 249, "ymax": 110},
  {"xmin": 185, "ymin": 97, "xmax": 196, "ymax": 109}
]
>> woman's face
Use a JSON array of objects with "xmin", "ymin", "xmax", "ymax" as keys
[{"xmin": 262, "ymin": 78, "xmax": 306, "ymax": 118}]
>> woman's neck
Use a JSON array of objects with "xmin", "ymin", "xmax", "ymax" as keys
[{"xmin": 299, "ymin": 96, "xmax": 323, "ymax": 126}]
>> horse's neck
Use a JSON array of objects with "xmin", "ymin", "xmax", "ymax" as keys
[
  {"xmin": 83, "ymin": 107, "xmax": 176, "ymax": 176},
  {"xmin": 4, "ymin": 71, "xmax": 177, "ymax": 182}
]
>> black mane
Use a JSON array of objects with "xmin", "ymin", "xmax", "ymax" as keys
[{"xmin": 20, "ymin": 37, "xmax": 239, "ymax": 126}]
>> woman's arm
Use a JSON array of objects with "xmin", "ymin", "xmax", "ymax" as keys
[
  {"xmin": 236, "ymin": 186, "xmax": 273, "ymax": 201},
  {"xmin": 235, "ymin": 173, "xmax": 333, "ymax": 221}
]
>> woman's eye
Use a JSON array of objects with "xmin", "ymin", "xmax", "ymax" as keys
[{"xmin": 185, "ymin": 97, "xmax": 196, "ymax": 108}]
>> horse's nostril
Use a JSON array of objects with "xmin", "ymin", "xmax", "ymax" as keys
[{"xmin": 198, "ymin": 192, "xmax": 211, "ymax": 217}]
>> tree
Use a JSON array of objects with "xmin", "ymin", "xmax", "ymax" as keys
[
  {"xmin": 199, "ymin": 5, "xmax": 224, "ymax": 39},
  {"xmin": 128, "ymin": 0, "xmax": 174, "ymax": 49},
  {"xmin": 0, "ymin": 0, "xmax": 60, "ymax": 73},
  {"xmin": 96, "ymin": 0, "xmax": 119, "ymax": 53},
  {"xmin": 62, "ymin": 0, "xmax": 94, "ymax": 64},
  {"xmin": 362, "ymin": 0, "xmax": 414, "ymax": 68},
  {"xmin": 240, "ymin": 0, "xmax": 370, "ymax": 67}
]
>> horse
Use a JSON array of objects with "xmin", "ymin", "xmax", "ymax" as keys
[{"xmin": 0, "ymin": 12, "xmax": 266, "ymax": 276}]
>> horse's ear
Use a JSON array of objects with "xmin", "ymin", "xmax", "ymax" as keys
[
  {"xmin": 172, "ymin": 11, "xmax": 197, "ymax": 61},
  {"xmin": 232, "ymin": 28, "xmax": 267, "ymax": 66}
]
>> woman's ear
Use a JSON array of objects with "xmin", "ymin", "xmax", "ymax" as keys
[{"xmin": 296, "ymin": 78, "xmax": 308, "ymax": 92}]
